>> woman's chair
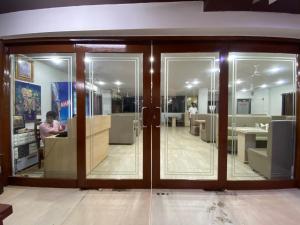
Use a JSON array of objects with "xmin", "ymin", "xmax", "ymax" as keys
[{"xmin": 34, "ymin": 119, "xmax": 44, "ymax": 168}]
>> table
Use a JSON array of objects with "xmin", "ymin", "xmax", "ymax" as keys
[
  {"xmin": 228, "ymin": 127, "xmax": 267, "ymax": 163},
  {"xmin": 195, "ymin": 120, "xmax": 206, "ymax": 138}
]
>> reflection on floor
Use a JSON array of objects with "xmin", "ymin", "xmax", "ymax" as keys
[
  {"xmin": 2, "ymin": 186, "xmax": 300, "ymax": 225},
  {"xmin": 16, "ymin": 127, "xmax": 264, "ymax": 180}
]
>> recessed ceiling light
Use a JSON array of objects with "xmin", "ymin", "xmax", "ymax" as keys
[
  {"xmin": 210, "ymin": 68, "xmax": 220, "ymax": 73},
  {"xmin": 18, "ymin": 59, "xmax": 24, "ymax": 64},
  {"xmin": 150, "ymin": 69, "xmax": 154, "ymax": 74},
  {"xmin": 149, "ymin": 56, "xmax": 154, "ymax": 63},
  {"xmin": 51, "ymin": 57, "xmax": 62, "ymax": 64},
  {"xmin": 186, "ymin": 84, "xmax": 193, "ymax": 89},
  {"xmin": 97, "ymin": 81, "xmax": 106, "ymax": 85},
  {"xmin": 275, "ymin": 79, "xmax": 287, "ymax": 85},
  {"xmin": 192, "ymin": 80, "xmax": 200, "ymax": 85},
  {"xmin": 114, "ymin": 81, "xmax": 122, "ymax": 86},
  {"xmin": 227, "ymin": 55, "xmax": 236, "ymax": 62},
  {"xmin": 84, "ymin": 57, "xmax": 91, "ymax": 63},
  {"xmin": 240, "ymin": 88, "xmax": 248, "ymax": 92},
  {"xmin": 236, "ymin": 79, "xmax": 243, "ymax": 85},
  {"xmin": 269, "ymin": 67, "xmax": 281, "ymax": 74},
  {"xmin": 260, "ymin": 84, "xmax": 268, "ymax": 88}
]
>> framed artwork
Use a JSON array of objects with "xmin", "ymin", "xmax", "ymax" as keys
[
  {"xmin": 16, "ymin": 58, "xmax": 34, "ymax": 82},
  {"xmin": 15, "ymin": 81, "xmax": 41, "ymax": 122},
  {"xmin": 51, "ymin": 82, "xmax": 76, "ymax": 124}
]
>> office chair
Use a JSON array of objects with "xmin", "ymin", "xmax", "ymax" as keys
[{"xmin": 34, "ymin": 119, "xmax": 43, "ymax": 169}]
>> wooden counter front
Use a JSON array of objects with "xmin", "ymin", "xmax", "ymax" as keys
[
  {"xmin": 44, "ymin": 115, "xmax": 111, "ymax": 178},
  {"xmin": 86, "ymin": 115, "xmax": 111, "ymax": 175}
]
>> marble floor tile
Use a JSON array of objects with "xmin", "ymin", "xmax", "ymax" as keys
[{"xmin": 1, "ymin": 187, "xmax": 300, "ymax": 225}]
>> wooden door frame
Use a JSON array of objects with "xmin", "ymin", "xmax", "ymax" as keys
[
  {"xmin": 0, "ymin": 37, "xmax": 299, "ymax": 190},
  {"xmin": 0, "ymin": 43, "xmax": 78, "ymax": 188},
  {"xmin": 151, "ymin": 42, "xmax": 228, "ymax": 189},
  {"xmin": 75, "ymin": 43, "xmax": 152, "ymax": 189}
]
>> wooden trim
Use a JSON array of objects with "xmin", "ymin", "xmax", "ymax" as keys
[
  {"xmin": 226, "ymin": 180, "xmax": 296, "ymax": 190},
  {"xmin": 75, "ymin": 45, "xmax": 86, "ymax": 188},
  {"xmin": 2, "ymin": 36, "xmax": 300, "ymax": 45},
  {"xmin": 8, "ymin": 44, "xmax": 75, "ymax": 54},
  {"xmin": 218, "ymin": 50, "xmax": 229, "ymax": 186},
  {"xmin": 8, "ymin": 176, "xmax": 77, "ymax": 188},
  {"xmin": 0, "ymin": 46, "xmax": 12, "ymax": 185}
]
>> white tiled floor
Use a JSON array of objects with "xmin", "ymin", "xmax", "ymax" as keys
[{"xmin": 1, "ymin": 186, "xmax": 300, "ymax": 225}]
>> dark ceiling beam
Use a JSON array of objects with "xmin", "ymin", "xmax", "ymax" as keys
[
  {"xmin": 0, "ymin": 0, "xmax": 199, "ymax": 14},
  {"xmin": 204, "ymin": 0, "xmax": 300, "ymax": 14}
]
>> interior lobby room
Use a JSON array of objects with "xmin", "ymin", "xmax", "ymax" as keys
[{"xmin": 0, "ymin": 0, "xmax": 300, "ymax": 225}]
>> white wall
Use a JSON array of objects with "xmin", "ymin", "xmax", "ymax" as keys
[
  {"xmin": 101, "ymin": 89, "xmax": 112, "ymax": 115},
  {"xmin": 198, "ymin": 88, "xmax": 208, "ymax": 114},
  {"xmin": 0, "ymin": 1, "xmax": 300, "ymax": 39},
  {"xmin": 269, "ymin": 84, "xmax": 294, "ymax": 115},
  {"xmin": 233, "ymin": 84, "xmax": 295, "ymax": 115}
]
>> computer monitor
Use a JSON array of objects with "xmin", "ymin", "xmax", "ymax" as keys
[{"xmin": 13, "ymin": 115, "xmax": 25, "ymax": 130}]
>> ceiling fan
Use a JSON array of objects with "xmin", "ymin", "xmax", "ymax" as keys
[{"xmin": 251, "ymin": 65, "xmax": 261, "ymax": 77}]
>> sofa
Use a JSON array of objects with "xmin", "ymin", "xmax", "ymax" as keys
[
  {"xmin": 199, "ymin": 114, "xmax": 218, "ymax": 143},
  {"xmin": 248, "ymin": 120, "xmax": 295, "ymax": 179},
  {"xmin": 190, "ymin": 114, "xmax": 207, "ymax": 136},
  {"xmin": 109, "ymin": 113, "xmax": 140, "ymax": 144}
]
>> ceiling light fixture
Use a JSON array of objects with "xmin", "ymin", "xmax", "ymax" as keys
[
  {"xmin": 260, "ymin": 84, "xmax": 268, "ymax": 88},
  {"xmin": 97, "ymin": 81, "xmax": 106, "ymax": 85},
  {"xmin": 149, "ymin": 56, "xmax": 154, "ymax": 63},
  {"xmin": 186, "ymin": 84, "xmax": 193, "ymax": 89},
  {"xmin": 269, "ymin": 67, "xmax": 281, "ymax": 74},
  {"xmin": 275, "ymin": 79, "xmax": 287, "ymax": 85},
  {"xmin": 51, "ymin": 57, "xmax": 62, "ymax": 64},
  {"xmin": 192, "ymin": 80, "xmax": 200, "ymax": 85},
  {"xmin": 84, "ymin": 57, "xmax": 91, "ymax": 63},
  {"xmin": 240, "ymin": 88, "xmax": 248, "ymax": 92},
  {"xmin": 236, "ymin": 79, "xmax": 243, "ymax": 85},
  {"xmin": 114, "ymin": 81, "xmax": 122, "ymax": 86}
]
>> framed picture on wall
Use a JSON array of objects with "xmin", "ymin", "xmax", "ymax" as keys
[
  {"xmin": 15, "ymin": 58, "xmax": 34, "ymax": 82},
  {"xmin": 15, "ymin": 81, "xmax": 41, "ymax": 122}
]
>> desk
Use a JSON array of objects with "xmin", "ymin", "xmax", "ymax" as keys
[
  {"xmin": 44, "ymin": 115, "xmax": 111, "ymax": 178},
  {"xmin": 228, "ymin": 127, "xmax": 267, "ymax": 163},
  {"xmin": 195, "ymin": 120, "xmax": 206, "ymax": 138}
]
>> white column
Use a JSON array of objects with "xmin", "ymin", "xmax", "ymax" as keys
[
  {"xmin": 198, "ymin": 88, "xmax": 208, "ymax": 114},
  {"xmin": 101, "ymin": 90, "xmax": 112, "ymax": 115}
]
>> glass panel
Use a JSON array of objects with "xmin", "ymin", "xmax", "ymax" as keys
[
  {"xmin": 10, "ymin": 53, "xmax": 76, "ymax": 179},
  {"xmin": 227, "ymin": 52, "xmax": 297, "ymax": 180},
  {"xmin": 85, "ymin": 53, "xmax": 143, "ymax": 180},
  {"xmin": 160, "ymin": 52, "xmax": 219, "ymax": 180}
]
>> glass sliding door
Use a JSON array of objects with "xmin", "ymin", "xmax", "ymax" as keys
[
  {"xmin": 84, "ymin": 53, "xmax": 144, "ymax": 180},
  {"xmin": 227, "ymin": 52, "xmax": 297, "ymax": 181},
  {"xmin": 160, "ymin": 52, "xmax": 220, "ymax": 180},
  {"xmin": 10, "ymin": 53, "xmax": 77, "ymax": 179}
]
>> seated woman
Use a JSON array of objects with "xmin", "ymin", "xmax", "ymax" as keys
[{"xmin": 40, "ymin": 111, "xmax": 64, "ymax": 142}]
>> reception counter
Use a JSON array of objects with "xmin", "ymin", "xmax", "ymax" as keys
[{"xmin": 44, "ymin": 115, "xmax": 111, "ymax": 178}]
